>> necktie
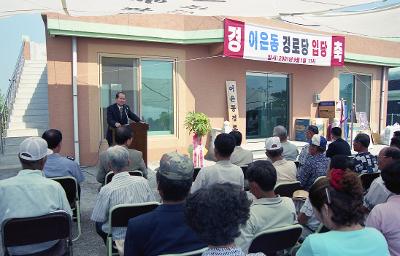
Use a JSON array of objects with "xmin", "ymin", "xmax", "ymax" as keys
[{"xmin": 119, "ymin": 106, "xmax": 123, "ymax": 119}]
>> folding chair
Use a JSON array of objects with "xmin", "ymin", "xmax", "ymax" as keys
[
  {"xmin": 248, "ymin": 224, "xmax": 303, "ymax": 256},
  {"xmin": 105, "ymin": 170, "xmax": 144, "ymax": 184},
  {"xmin": 241, "ymin": 165, "xmax": 248, "ymax": 179},
  {"xmin": 359, "ymin": 172, "xmax": 380, "ymax": 191},
  {"xmin": 107, "ymin": 202, "xmax": 160, "ymax": 256},
  {"xmin": 1, "ymin": 211, "xmax": 73, "ymax": 256},
  {"xmin": 160, "ymin": 247, "xmax": 208, "ymax": 256},
  {"xmin": 274, "ymin": 181, "xmax": 302, "ymax": 197},
  {"xmin": 51, "ymin": 176, "xmax": 81, "ymax": 241},
  {"xmin": 193, "ymin": 167, "xmax": 201, "ymax": 181}
]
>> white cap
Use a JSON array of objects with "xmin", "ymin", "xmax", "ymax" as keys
[
  {"xmin": 310, "ymin": 134, "xmax": 327, "ymax": 149},
  {"xmin": 265, "ymin": 137, "xmax": 282, "ymax": 151},
  {"xmin": 19, "ymin": 137, "xmax": 53, "ymax": 161}
]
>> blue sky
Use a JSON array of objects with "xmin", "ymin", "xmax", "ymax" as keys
[{"xmin": 0, "ymin": 14, "xmax": 45, "ymax": 94}]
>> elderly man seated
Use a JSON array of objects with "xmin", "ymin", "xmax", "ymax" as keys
[
  {"xmin": 297, "ymin": 134, "xmax": 329, "ymax": 190},
  {"xmin": 235, "ymin": 160, "xmax": 297, "ymax": 253},
  {"xmin": 298, "ymin": 125, "xmax": 319, "ymax": 166},
  {"xmin": 265, "ymin": 137, "xmax": 297, "ymax": 185},
  {"xmin": 273, "ymin": 125, "xmax": 298, "ymax": 161},
  {"xmin": 91, "ymin": 145, "xmax": 155, "ymax": 245},
  {"xmin": 229, "ymin": 130, "xmax": 253, "ymax": 166},
  {"xmin": 353, "ymin": 133, "xmax": 378, "ymax": 174}
]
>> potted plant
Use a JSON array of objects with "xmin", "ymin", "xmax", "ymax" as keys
[{"xmin": 184, "ymin": 111, "xmax": 211, "ymax": 167}]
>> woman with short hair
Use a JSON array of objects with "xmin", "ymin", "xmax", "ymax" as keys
[{"xmin": 297, "ymin": 170, "xmax": 389, "ymax": 255}]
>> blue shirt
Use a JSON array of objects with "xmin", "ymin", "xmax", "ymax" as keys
[
  {"xmin": 354, "ymin": 152, "xmax": 378, "ymax": 174},
  {"xmin": 124, "ymin": 203, "xmax": 206, "ymax": 256},
  {"xmin": 297, "ymin": 227, "xmax": 390, "ymax": 256},
  {"xmin": 0, "ymin": 169, "xmax": 72, "ymax": 255},
  {"xmin": 44, "ymin": 153, "xmax": 84, "ymax": 183},
  {"xmin": 297, "ymin": 153, "xmax": 329, "ymax": 190}
]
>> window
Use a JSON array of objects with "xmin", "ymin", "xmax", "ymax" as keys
[
  {"xmin": 339, "ymin": 73, "xmax": 372, "ymax": 120},
  {"xmin": 101, "ymin": 57, "xmax": 174, "ymax": 137}
]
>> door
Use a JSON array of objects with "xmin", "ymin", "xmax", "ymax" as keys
[{"xmin": 246, "ymin": 72, "xmax": 290, "ymax": 139}]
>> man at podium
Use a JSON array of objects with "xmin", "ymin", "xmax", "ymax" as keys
[{"xmin": 106, "ymin": 91, "xmax": 141, "ymax": 146}]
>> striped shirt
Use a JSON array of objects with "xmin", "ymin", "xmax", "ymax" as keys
[{"xmin": 91, "ymin": 171, "xmax": 155, "ymax": 240}]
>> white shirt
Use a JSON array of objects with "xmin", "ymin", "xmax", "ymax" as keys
[
  {"xmin": 273, "ymin": 159, "xmax": 297, "ymax": 185},
  {"xmin": 364, "ymin": 176, "xmax": 394, "ymax": 210},
  {"xmin": 191, "ymin": 160, "xmax": 244, "ymax": 193},
  {"xmin": 235, "ymin": 196, "xmax": 297, "ymax": 253},
  {"xmin": 230, "ymin": 146, "xmax": 253, "ymax": 167},
  {"xmin": 281, "ymin": 141, "xmax": 299, "ymax": 161}
]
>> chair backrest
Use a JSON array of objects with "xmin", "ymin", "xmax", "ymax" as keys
[
  {"xmin": 105, "ymin": 170, "xmax": 144, "ymax": 184},
  {"xmin": 248, "ymin": 224, "xmax": 303, "ymax": 255},
  {"xmin": 110, "ymin": 202, "xmax": 160, "ymax": 228},
  {"xmin": 2, "ymin": 211, "xmax": 71, "ymax": 247},
  {"xmin": 241, "ymin": 165, "xmax": 248, "ymax": 179},
  {"xmin": 50, "ymin": 176, "xmax": 78, "ymax": 204},
  {"xmin": 360, "ymin": 172, "xmax": 380, "ymax": 191},
  {"xmin": 193, "ymin": 167, "xmax": 201, "ymax": 181},
  {"xmin": 274, "ymin": 181, "xmax": 302, "ymax": 197},
  {"xmin": 159, "ymin": 247, "xmax": 208, "ymax": 256}
]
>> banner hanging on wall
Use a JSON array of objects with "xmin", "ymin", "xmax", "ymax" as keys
[{"xmin": 223, "ymin": 18, "xmax": 345, "ymax": 67}]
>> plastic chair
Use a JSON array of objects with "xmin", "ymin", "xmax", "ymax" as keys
[
  {"xmin": 105, "ymin": 170, "xmax": 144, "ymax": 184},
  {"xmin": 159, "ymin": 247, "xmax": 208, "ymax": 256},
  {"xmin": 241, "ymin": 165, "xmax": 248, "ymax": 179},
  {"xmin": 107, "ymin": 202, "xmax": 160, "ymax": 256},
  {"xmin": 50, "ymin": 176, "xmax": 81, "ymax": 241},
  {"xmin": 193, "ymin": 167, "xmax": 201, "ymax": 181},
  {"xmin": 359, "ymin": 172, "xmax": 380, "ymax": 191},
  {"xmin": 1, "ymin": 211, "xmax": 73, "ymax": 256},
  {"xmin": 248, "ymin": 224, "xmax": 303, "ymax": 256},
  {"xmin": 274, "ymin": 181, "xmax": 302, "ymax": 197}
]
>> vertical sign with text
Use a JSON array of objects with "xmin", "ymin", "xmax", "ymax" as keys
[{"xmin": 226, "ymin": 81, "xmax": 239, "ymax": 130}]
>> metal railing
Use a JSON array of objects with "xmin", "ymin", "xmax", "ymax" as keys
[{"xmin": 0, "ymin": 42, "xmax": 25, "ymax": 153}]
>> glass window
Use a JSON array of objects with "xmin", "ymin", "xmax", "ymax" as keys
[{"xmin": 141, "ymin": 60, "xmax": 174, "ymax": 135}]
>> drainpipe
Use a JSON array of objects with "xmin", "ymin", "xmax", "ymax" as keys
[
  {"xmin": 379, "ymin": 66, "xmax": 387, "ymax": 133},
  {"xmin": 72, "ymin": 37, "xmax": 80, "ymax": 164}
]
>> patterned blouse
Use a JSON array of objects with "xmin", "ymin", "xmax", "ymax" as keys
[{"xmin": 202, "ymin": 247, "xmax": 265, "ymax": 256}]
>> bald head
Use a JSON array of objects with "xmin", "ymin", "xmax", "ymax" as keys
[{"xmin": 378, "ymin": 147, "xmax": 400, "ymax": 170}]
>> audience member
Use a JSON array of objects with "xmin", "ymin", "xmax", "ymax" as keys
[
  {"xmin": 297, "ymin": 172, "xmax": 389, "ymax": 255},
  {"xmin": 0, "ymin": 137, "xmax": 72, "ymax": 255},
  {"xmin": 185, "ymin": 183, "xmax": 264, "ymax": 256},
  {"xmin": 297, "ymin": 134, "xmax": 329, "ymax": 190},
  {"xmin": 235, "ymin": 160, "xmax": 297, "ymax": 252},
  {"xmin": 298, "ymin": 155, "xmax": 351, "ymax": 238},
  {"xmin": 191, "ymin": 133, "xmax": 244, "ymax": 193},
  {"xmin": 91, "ymin": 146, "xmax": 154, "ymax": 245},
  {"xmin": 273, "ymin": 125, "xmax": 299, "ymax": 161},
  {"xmin": 364, "ymin": 147, "xmax": 400, "ymax": 210},
  {"xmin": 265, "ymin": 137, "xmax": 297, "ymax": 184},
  {"xmin": 229, "ymin": 130, "xmax": 253, "ymax": 166},
  {"xmin": 124, "ymin": 152, "xmax": 205, "ymax": 256},
  {"xmin": 353, "ymin": 133, "xmax": 378, "ymax": 174},
  {"xmin": 390, "ymin": 135, "xmax": 400, "ymax": 149},
  {"xmin": 325, "ymin": 127, "xmax": 351, "ymax": 158},
  {"xmin": 366, "ymin": 161, "xmax": 400, "ymax": 256},
  {"xmin": 42, "ymin": 129, "xmax": 84, "ymax": 184},
  {"xmin": 97, "ymin": 126, "xmax": 147, "ymax": 185},
  {"xmin": 298, "ymin": 125, "xmax": 319, "ymax": 165}
]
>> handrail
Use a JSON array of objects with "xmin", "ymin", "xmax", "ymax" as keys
[{"xmin": 0, "ymin": 41, "xmax": 25, "ymax": 153}]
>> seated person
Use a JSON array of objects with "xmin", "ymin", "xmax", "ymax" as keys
[
  {"xmin": 297, "ymin": 134, "xmax": 329, "ymax": 190},
  {"xmin": 298, "ymin": 125, "xmax": 319, "ymax": 165},
  {"xmin": 0, "ymin": 137, "xmax": 72, "ymax": 255},
  {"xmin": 235, "ymin": 160, "xmax": 297, "ymax": 253},
  {"xmin": 97, "ymin": 125, "xmax": 147, "ymax": 185},
  {"xmin": 297, "ymin": 171, "xmax": 389, "ymax": 255},
  {"xmin": 364, "ymin": 147, "xmax": 400, "ymax": 210},
  {"xmin": 124, "ymin": 152, "xmax": 206, "ymax": 256},
  {"xmin": 390, "ymin": 135, "xmax": 400, "ymax": 149},
  {"xmin": 91, "ymin": 146, "xmax": 155, "ymax": 245},
  {"xmin": 366, "ymin": 161, "xmax": 400, "ymax": 256},
  {"xmin": 273, "ymin": 125, "xmax": 298, "ymax": 161},
  {"xmin": 298, "ymin": 155, "xmax": 351, "ymax": 238},
  {"xmin": 229, "ymin": 130, "xmax": 253, "ymax": 166},
  {"xmin": 191, "ymin": 133, "xmax": 244, "ymax": 193},
  {"xmin": 265, "ymin": 137, "xmax": 297, "ymax": 185},
  {"xmin": 42, "ymin": 129, "xmax": 84, "ymax": 184},
  {"xmin": 353, "ymin": 133, "xmax": 378, "ymax": 174},
  {"xmin": 325, "ymin": 127, "xmax": 351, "ymax": 158},
  {"xmin": 185, "ymin": 183, "xmax": 265, "ymax": 256}
]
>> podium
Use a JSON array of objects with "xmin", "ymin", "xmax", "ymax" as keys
[{"xmin": 128, "ymin": 122, "xmax": 149, "ymax": 166}]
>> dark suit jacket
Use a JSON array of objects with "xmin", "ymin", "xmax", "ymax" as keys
[
  {"xmin": 326, "ymin": 138, "xmax": 352, "ymax": 158},
  {"xmin": 124, "ymin": 204, "xmax": 206, "ymax": 256},
  {"xmin": 106, "ymin": 103, "xmax": 141, "ymax": 145}
]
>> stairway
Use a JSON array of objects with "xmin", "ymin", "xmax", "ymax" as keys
[{"xmin": 1, "ymin": 55, "xmax": 49, "ymax": 171}]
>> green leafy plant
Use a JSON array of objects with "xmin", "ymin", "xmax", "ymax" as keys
[{"xmin": 184, "ymin": 111, "xmax": 211, "ymax": 137}]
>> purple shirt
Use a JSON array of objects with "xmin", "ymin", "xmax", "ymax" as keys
[{"xmin": 366, "ymin": 195, "xmax": 400, "ymax": 256}]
